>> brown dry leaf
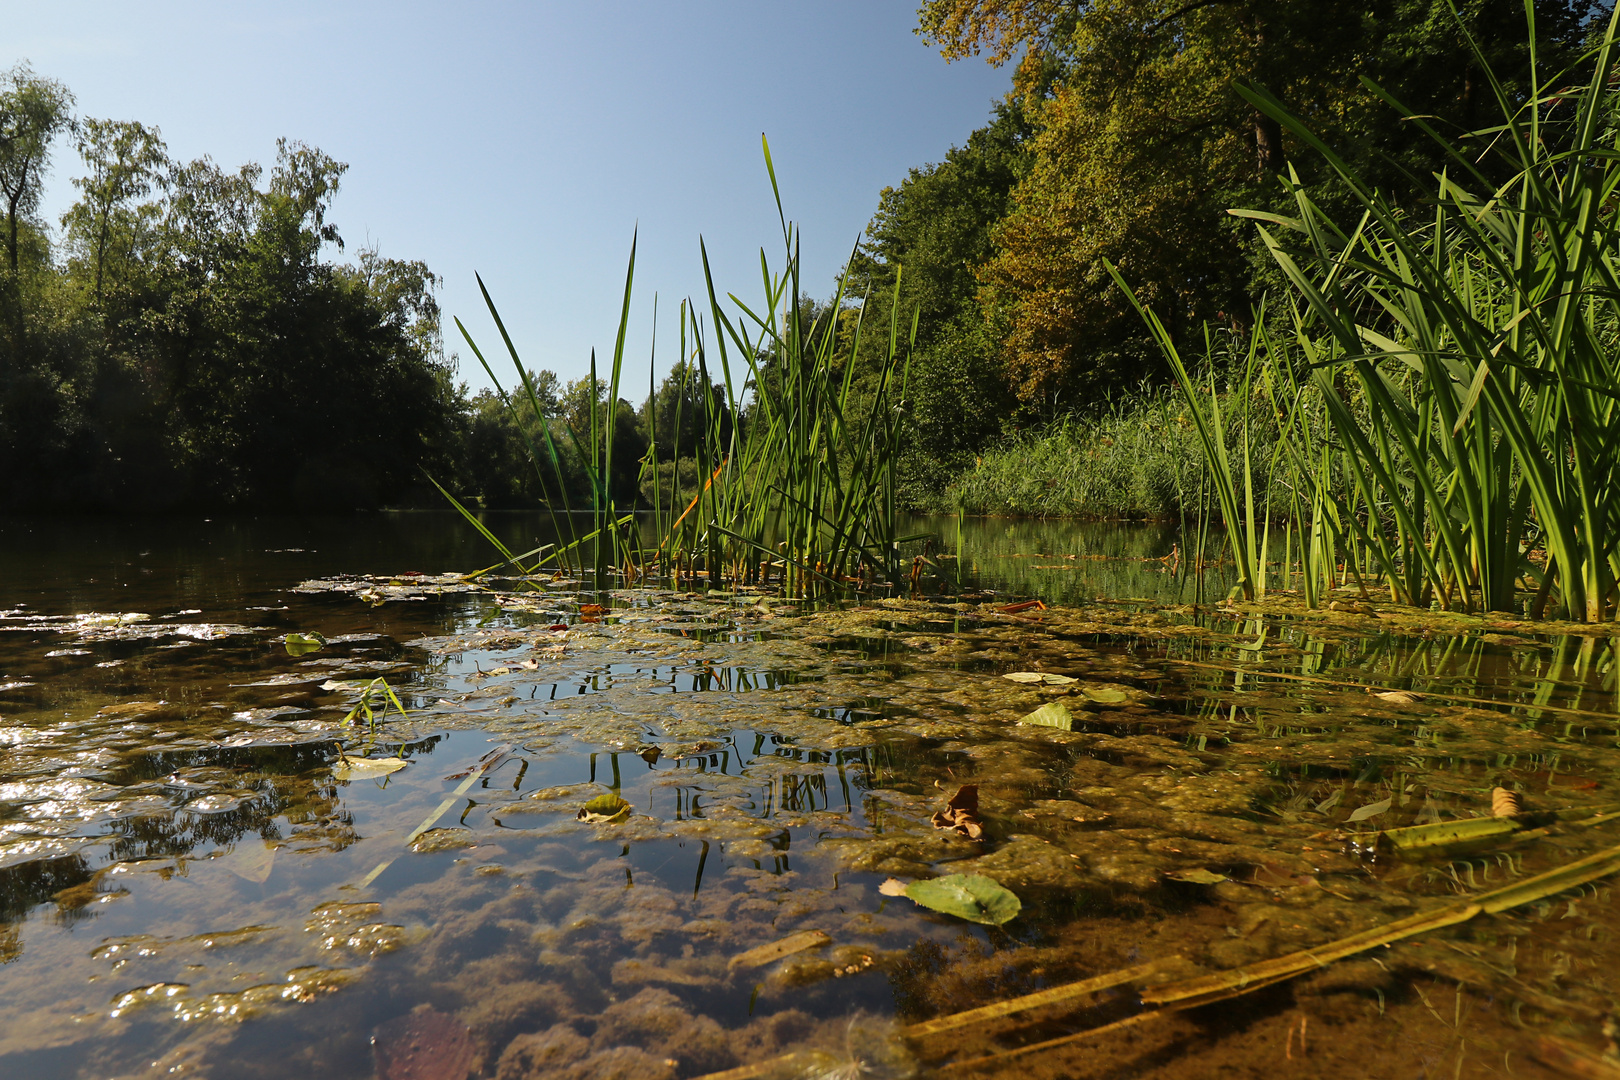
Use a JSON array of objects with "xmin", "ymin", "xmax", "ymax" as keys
[
  {"xmin": 879, "ymin": 878, "xmax": 909, "ymax": 897},
  {"xmin": 1374, "ymin": 690, "xmax": 1419, "ymax": 704},
  {"xmin": 727, "ymin": 929, "xmax": 831, "ymax": 970},
  {"xmin": 931, "ymin": 784, "xmax": 985, "ymax": 839},
  {"xmin": 1493, "ymin": 786, "xmax": 1526, "ymax": 818}
]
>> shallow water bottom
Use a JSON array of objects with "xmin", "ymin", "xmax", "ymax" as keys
[{"xmin": 3, "ymin": 517, "xmax": 1620, "ymax": 1078}]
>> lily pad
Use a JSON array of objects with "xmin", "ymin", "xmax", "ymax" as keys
[
  {"xmin": 1018, "ymin": 701, "xmax": 1075, "ymax": 731},
  {"xmin": 284, "ymin": 632, "xmax": 326, "ymax": 656},
  {"xmin": 333, "ymin": 756, "xmax": 409, "ymax": 781},
  {"xmin": 576, "ymin": 794, "xmax": 632, "ymax": 823},
  {"xmin": 900, "ymin": 874, "xmax": 1021, "ymax": 926}
]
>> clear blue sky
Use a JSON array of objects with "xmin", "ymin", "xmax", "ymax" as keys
[{"xmin": 10, "ymin": 2, "xmax": 1013, "ymax": 395}]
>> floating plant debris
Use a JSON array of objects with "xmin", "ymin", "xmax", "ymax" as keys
[
  {"xmin": 882, "ymin": 874, "xmax": 1021, "ymax": 926},
  {"xmin": 576, "ymin": 794, "xmax": 632, "ymax": 823}
]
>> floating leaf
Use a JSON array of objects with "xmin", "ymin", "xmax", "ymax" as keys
[
  {"xmin": 728, "ymin": 929, "xmax": 831, "ymax": 970},
  {"xmin": 1081, "ymin": 686, "xmax": 1129, "ymax": 704},
  {"xmin": 576, "ymin": 794, "xmax": 631, "ymax": 823},
  {"xmin": 284, "ymin": 632, "xmax": 326, "ymax": 656},
  {"xmin": 878, "ymin": 878, "xmax": 909, "ymax": 897},
  {"xmin": 1347, "ymin": 796, "xmax": 1393, "ymax": 822},
  {"xmin": 1165, "ymin": 868, "xmax": 1228, "ymax": 885},
  {"xmin": 1018, "ymin": 702, "xmax": 1074, "ymax": 731},
  {"xmin": 903, "ymin": 874, "xmax": 1021, "ymax": 926},
  {"xmin": 333, "ymin": 756, "xmax": 408, "ymax": 781},
  {"xmin": 931, "ymin": 784, "xmax": 984, "ymax": 839},
  {"xmin": 1004, "ymin": 671, "xmax": 1078, "ymax": 686},
  {"xmin": 1374, "ymin": 690, "xmax": 1419, "ymax": 705},
  {"xmin": 219, "ymin": 840, "xmax": 277, "ymax": 883}
]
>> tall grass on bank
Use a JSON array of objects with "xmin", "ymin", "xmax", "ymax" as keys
[
  {"xmin": 442, "ymin": 138, "xmax": 921, "ymax": 595},
  {"xmin": 1121, "ymin": 6, "xmax": 1620, "ymax": 619},
  {"xmin": 945, "ymin": 388, "xmax": 1283, "ymax": 522}
]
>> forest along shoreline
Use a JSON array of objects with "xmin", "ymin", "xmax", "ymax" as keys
[{"xmin": 5, "ymin": 568, "xmax": 1619, "ymax": 1077}]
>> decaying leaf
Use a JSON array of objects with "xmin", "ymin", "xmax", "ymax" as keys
[
  {"xmin": 1001, "ymin": 671, "xmax": 1078, "ymax": 686},
  {"xmin": 1347, "ymin": 796, "xmax": 1392, "ymax": 822},
  {"xmin": 1493, "ymin": 787, "xmax": 1525, "ymax": 818},
  {"xmin": 1019, "ymin": 702, "xmax": 1075, "ymax": 731},
  {"xmin": 218, "ymin": 840, "xmax": 277, "ymax": 884},
  {"xmin": 333, "ymin": 756, "xmax": 408, "ymax": 782},
  {"xmin": 373, "ymin": 1008, "xmax": 474, "ymax": 1080},
  {"xmin": 727, "ymin": 929, "xmax": 832, "ymax": 970},
  {"xmin": 902, "ymin": 874, "xmax": 1021, "ymax": 926},
  {"xmin": 879, "ymin": 878, "xmax": 909, "ymax": 897},
  {"xmin": 1164, "ymin": 868, "xmax": 1228, "ymax": 885},
  {"xmin": 1373, "ymin": 690, "xmax": 1419, "ymax": 704},
  {"xmin": 576, "ymin": 794, "xmax": 632, "ymax": 823},
  {"xmin": 931, "ymin": 784, "xmax": 984, "ymax": 839},
  {"xmin": 1080, "ymin": 685, "xmax": 1129, "ymax": 704}
]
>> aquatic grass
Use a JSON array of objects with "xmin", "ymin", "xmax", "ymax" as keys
[
  {"xmin": 1120, "ymin": 5, "xmax": 1620, "ymax": 620},
  {"xmin": 647, "ymin": 136, "xmax": 921, "ymax": 594},
  {"xmin": 441, "ymin": 138, "xmax": 920, "ymax": 595}
]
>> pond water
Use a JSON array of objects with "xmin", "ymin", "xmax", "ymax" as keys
[{"xmin": 3, "ymin": 512, "xmax": 1619, "ymax": 1079}]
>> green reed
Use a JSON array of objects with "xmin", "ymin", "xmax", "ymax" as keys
[
  {"xmin": 441, "ymin": 138, "xmax": 920, "ymax": 595},
  {"xmin": 1120, "ymin": 6, "xmax": 1620, "ymax": 620}
]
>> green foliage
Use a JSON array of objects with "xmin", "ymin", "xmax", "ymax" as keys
[
  {"xmin": 0, "ymin": 68, "xmax": 466, "ymax": 510},
  {"xmin": 1127, "ymin": 5, "xmax": 1620, "ymax": 622},
  {"xmin": 883, "ymin": 1, "xmax": 1609, "ymax": 507}
]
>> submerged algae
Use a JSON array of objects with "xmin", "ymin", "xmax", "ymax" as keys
[{"xmin": 5, "ymin": 575, "xmax": 1620, "ymax": 1077}]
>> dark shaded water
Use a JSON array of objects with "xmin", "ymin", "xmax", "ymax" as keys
[{"xmin": 3, "ymin": 512, "xmax": 1619, "ymax": 1080}]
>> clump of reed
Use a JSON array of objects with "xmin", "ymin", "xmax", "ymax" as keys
[
  {"xmin": 443, "ymin": 138, "xmax": 922, "ymax": 596},
  {"xmin": 1120, "ymin": 6, "xmax": 1620, "ymax": 620},
  {"xmin": 645, "ymin": 141, "xmax": 921, "ymax": 594}
]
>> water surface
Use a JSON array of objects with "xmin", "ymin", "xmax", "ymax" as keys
[{"xmin": 2, "ymin": 512, "xmax": 1617, "ymax": 1079}]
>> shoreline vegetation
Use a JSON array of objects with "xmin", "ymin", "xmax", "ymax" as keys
[{"xmin": 7, "ymin": 3, "xmax": 1620, "ymax": 621}]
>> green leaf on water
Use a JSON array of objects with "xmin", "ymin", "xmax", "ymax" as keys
[
  {"xmin": 1019, "ymin": 701, "xmax": 1075, "ymax": 731},
  {"xmin": 1165, "ymin": 868, "xmax": 1229, "ymax": 884},
  {"xmin": 1081, "ymin": 686, "xmax": 1129, "ymax": 704},
  {"xmin": 1002, "ymin": 671, "xmax": 1045, "ymax": 684},
  {"xmin": 903, "ymin": 874, "xmax": 1021, "ymax": 926},
  {"xmin": 284, "ymin": 632, "xmax": 326, "ymax": 656},
  {"xmin": 1347, "ymin": 796, "xmax": 1393, "ymax": 822},
  {"xmin": 333, "ymin": 756, "xmax": 408, "ymax": 781},
  {"xmin": 577, "ymin": 794, "xmax": 632, "ymax": 823}
]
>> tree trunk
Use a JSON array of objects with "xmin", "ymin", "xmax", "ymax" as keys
[{"xmin": 1254, "ymin": 109, "xmax": 1284, "ymax": 179}]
